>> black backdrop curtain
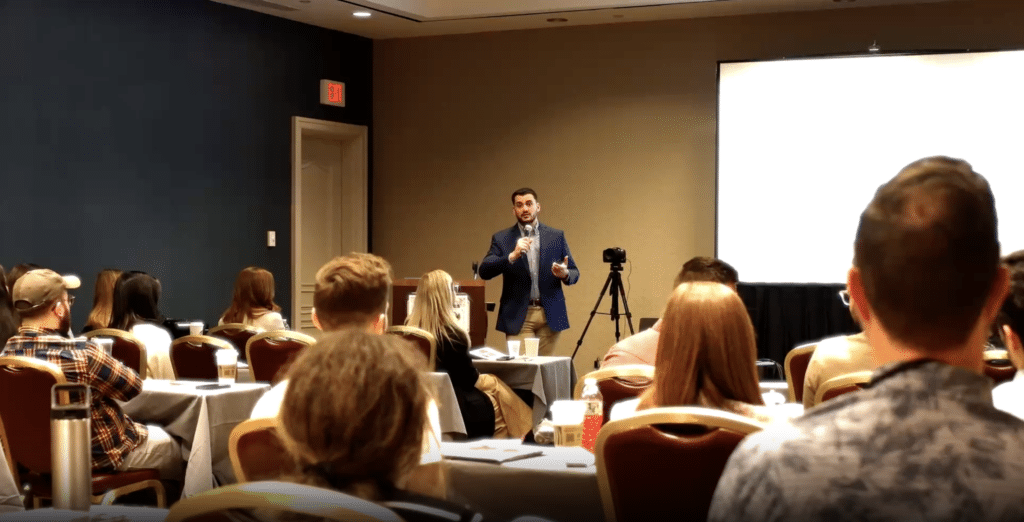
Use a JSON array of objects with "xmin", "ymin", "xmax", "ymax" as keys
[{"xmin": 737, "ymin": 283, "xmax": 860, "ymax": 364}]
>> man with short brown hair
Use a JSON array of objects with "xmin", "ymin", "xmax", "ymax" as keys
[
  {"xmin": 710, "ymin": 156, "xmax": 1024, "ymax": 521},
  {"xmin": 251, "ymin": 252, "xmax": 392, "ymax": 419},
  {"xmin": 311, "ymin": 252, "xmax": 392, "ymax": 332}
]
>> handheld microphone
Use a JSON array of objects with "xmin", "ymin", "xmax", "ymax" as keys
[{"xmin": 524, "ymin": 224, "xmax": 533, "ymax": 237}]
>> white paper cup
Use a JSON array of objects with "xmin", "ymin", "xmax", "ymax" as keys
[
  {"xmin": 550, "ymin": 400, "xmax": 586, "ymax": 447},
  {"xmin": 524, "ymin": 338, "xmax": 540, "ymax": 357},
  {"xmin": 189, "ymin": 322, "xmax": 204, "ymax": 336},
  {"xmin": 215, "ymin": 349, "xmax": 238, "ymax": 384},
  {"xmin": 507, "ymin": 340, "xmax": 521, "ymax": 358}
]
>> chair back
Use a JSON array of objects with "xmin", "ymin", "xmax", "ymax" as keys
[
  {"xmin": 596, "ymin": 406, "xmax": 764, "ymax": 522},
  {"xmin": 164, "ymin": 481, "xmax": 403, "ymax": 522},
  {"xmin": 813, "ymin": 370, "xmax": 872, "ymax": 406},
  {"xmin": 575, "ymin": 365, "xmax": 655, "ymax": 424},
  {"xmin": 245, "ymin": 331, "xmax": 316, "ymax": 384},
  {"xmin": 229, "ymin": 418, "xmax": 291, "ymax": 483},
  {"xmin": 170, "ymin": 335, "xmax": 234, "ymax": 380},
  {"xmin": 208, "ymin": 324, "xmax": 259, "ymax": 361},
  {"xmin": 637, "ymin": 318, "xmax": 658, "ymax": 331},
  {"xmin": 784, "ymin": 342, "xmax": 817, "ymax": 403},
  {"xmin": 385, "ymin": 326, "xmax": 436, "ymax": 371},
  {"xmin": 83, "ymin": 328, "xmax": 148, "ymax": 379},
  {"xmin": 0, "ymin": 356, "xmax": 67, "ymax": 473},
  {"xmin": 984, "ymin": 349, "xmax": 1016, "ymax": 385}
]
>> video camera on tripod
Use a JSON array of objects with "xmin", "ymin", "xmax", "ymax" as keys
[{"xmin": 571, "ymin": 247, "xmax": 635, "ymax": 362}]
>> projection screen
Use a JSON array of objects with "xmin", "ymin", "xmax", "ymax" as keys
[{"xmin": 717, "ymin": 50, "xmax": 1024, "ymax": 284}]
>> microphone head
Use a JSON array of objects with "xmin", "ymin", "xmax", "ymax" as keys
[{"xmin": 524, "ymin": 224, "xmax": 533, "ymax": 235}]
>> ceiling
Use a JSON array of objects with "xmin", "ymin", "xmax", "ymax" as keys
[{"xmin": 211, "ymin": 0, "xmax": 960, "ymax": 39}]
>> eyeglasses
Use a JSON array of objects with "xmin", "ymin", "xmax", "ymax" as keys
[{"xmin": 838, "ymin": 290, "xmax": 850, "ymax": 307}]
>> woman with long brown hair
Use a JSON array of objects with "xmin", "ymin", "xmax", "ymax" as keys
[
  {"xmin": 278, "ymin": 330, "xmax": 481, "ymax": 522},
  {"xmin": 219, "ymin": 267, "xmax": 285, "ymax": 331},
  {"xmin": 611, "ymin": 281, "xmax": 772, "ymax": 422},
  {"xmin": 82, "ymin": 269, "xmax": 121, "ymax": 333},
  {"xmin": 407, "ymin": 270, "xmax": 532, "ymax": 439}
]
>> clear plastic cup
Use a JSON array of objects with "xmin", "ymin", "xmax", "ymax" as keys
[
  {"xmin": 524, "ymin": 338, "xmax": 540, "ymax": 357},
  {"xmin": 215, "ymin": 349, "xmax": 238, "ymax": 385},
  {"xmin": 189, "ymin": 322, "xmax": 204, "ymax": 336}
]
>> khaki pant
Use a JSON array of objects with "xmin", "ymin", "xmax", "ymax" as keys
[
  {"xmin": 506, "ymin": 306, "xmax": 561, "ymax": 356},
  {"xmin": 119, "ymin": 425, "xmax": 184, "ymax": 482},
  {"xmin": 475, "ymin": 374, "xmax": 533, "ymax": 439}
]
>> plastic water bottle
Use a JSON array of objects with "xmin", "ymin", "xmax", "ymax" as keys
[{"xmin": 580, "ymin": 378, "xmax": 603, "ymax": 453}]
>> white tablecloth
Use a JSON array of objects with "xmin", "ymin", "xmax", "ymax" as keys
[
  {"xmin": 472, "ymin": 356, "xmax": 576, "ymax": 426},
  {"xmin": 444, "ymin": 441, "xmax": 600, "ymax": 522},
  {"xmin": 120, "ymin": 380, "xmax": 270, "ymax": 499},
  {"xmin": 426, "ymin": 372, "xmax": 467, "ymax": 438}
]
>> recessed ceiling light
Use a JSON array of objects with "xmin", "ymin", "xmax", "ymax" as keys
[
  {"xmin": 353, "ymin": 11, "xmax": 372, "ymax": 18},
  {"xmin": 547, "ymin": 18, "xmax": 568, "ymax": 23}
]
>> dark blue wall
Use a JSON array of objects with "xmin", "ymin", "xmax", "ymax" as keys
[{"xmin": 0, "ymin": 0, "xmax": 372, "ymax": 331}]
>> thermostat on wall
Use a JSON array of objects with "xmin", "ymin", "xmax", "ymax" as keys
[{"xmin": 320, "ymin": 79, "xmax": 345, "ymax": 107}]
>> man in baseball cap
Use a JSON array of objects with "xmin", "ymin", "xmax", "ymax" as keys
[{"xmin": 2, "ymin": 269, "xmax": 182, "ymax": 483}]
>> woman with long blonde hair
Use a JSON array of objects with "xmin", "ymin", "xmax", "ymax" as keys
[
  {"xmin": 82, "ymin": 269, "xmax": 121, "ymax": 333},
  {"xmin": 219, "ymin": 267, "xmax": 285, "ymax": 331},
  {"xmin": 407, "ymin": 270, "xmax": 532, "ymax": 439},
  {"xmin": 612, "ymin": 281, "xmax": 770, "ymax": 422}
]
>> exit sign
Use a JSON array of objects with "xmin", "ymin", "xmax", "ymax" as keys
[{"xmin": 320, "ymin": 80, "xmax": 345, "ymax": 107}]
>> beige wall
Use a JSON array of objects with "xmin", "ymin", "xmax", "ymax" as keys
[{"xmin": 372, "ymin": 0, "xmax": 1024, "ymax": 375}]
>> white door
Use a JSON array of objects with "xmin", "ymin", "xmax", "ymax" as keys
[{"xmin": 292, "ymin": 118, "xmax": 368, "ymax": 336}]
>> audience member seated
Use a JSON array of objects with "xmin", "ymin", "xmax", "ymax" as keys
[
  {"xmin": 110, "ymin": 271, "xmax": 174, "ymax": 380},
  {"xmin": 709, "ymin": 156, "xmax": 1024, "ymax": 521},
  {"xmin": 218, "ymin": 267, "xmax": 286, "ymax": 332},
  {"xmin": 2, "ymin": 269, "xmax": 182, "ymax": 482},
  {"xmin": 249, "ymin": 253, "xmax": 442, "ymax": 466},
  {"xmin": 277, "ymin": 330, "xmax": 481, "ymax": 522},
  {"xmin": 0, "ymin": 265, "xmax": 17, "ymax": 349},
  {"xmin": 407, "ymin": 270, "xmax": 531, "ymax": 439},
  {"xmin": 800, "ymin": 287, "xmax": 873, "ymax": 408},
  {"xmin": 609, "ymin": 281, "xmax": 783, "ymax": 424},
  {"xmin": 81, "ymin": 268, "xmax": 121, "ymax": 333},
  {"xmin": 4, "ymin": 263, "xmax": 41, "ymax": 291},
  {"xmin": 992, "ymin": 250, "xmax": 1024, "ymax": 418},
  {"xmin": 601, "ymin": 256, "xmax": 738, "ymax": 369}
]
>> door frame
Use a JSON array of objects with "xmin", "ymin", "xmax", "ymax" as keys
[{"xmin": 291, "ymin": 116, "xmax": 368, "ymax": 330}]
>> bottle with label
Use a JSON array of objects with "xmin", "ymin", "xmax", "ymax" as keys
[{"xmin": 580, "ymin": 378, "xmax": 603, "ymax": 453}]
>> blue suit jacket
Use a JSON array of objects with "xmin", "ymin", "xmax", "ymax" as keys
[{"xmin": 479, "ymin": 223, "xmax": 579, "ymax": 334}]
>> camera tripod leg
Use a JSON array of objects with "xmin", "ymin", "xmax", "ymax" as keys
[{"xmin": 570, "ymin": 270, "xmax": 615, "ymax": 361}]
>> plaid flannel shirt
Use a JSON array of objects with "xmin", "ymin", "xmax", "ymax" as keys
[{"xmin": 2, "ymin": 327, "xmax": 147, "ymax": 471}]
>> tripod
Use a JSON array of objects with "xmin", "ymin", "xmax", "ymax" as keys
[{"xmin": 570, "ymin": 262, "xmax": 635, "ymax": 361}]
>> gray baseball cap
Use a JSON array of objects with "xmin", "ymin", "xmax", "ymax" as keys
[{"xmin": 12, "ymin": 269, "xmax": 81, "ymax": 313}]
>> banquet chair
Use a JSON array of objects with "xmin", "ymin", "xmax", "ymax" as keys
[
  {"xmin": 170, "ymin": 335, "xmax": 234, "ymax": 380},
  {"xmin": 596, "ymin": 406, "xmax": 764, "ymax": 522},
  {"xmin": 812, "ymin": 370, "xmax": 872, "ymax": 406},
  {"xmin": 983, "ymin": 349, "xmax": 1016, "ymax": 385},
  {"xmin": 0, "ymin": 415, "xmax": 20, "ymax": 493},
  {"xmin": 164, "ymin": 481, "xmax": 403, "ymax": 522},
  {"xmin": 0, "ymin": 356, "xmax": 165, "ymax": 508},
  {"xmin": 228, "ymin": 418, "xmax": 291, "ymax": 483},
  {"xmin": 784, "ymin": 342, "xmax": 817, "ymax": 403},
  {"xmin": 385, "ymin": 326, "xmax": 437, "ymax": 371},
  {"xmin": 245, "ymin": 331, "xmax": 316, "ymax": 384},
  {"xmin": 208, "ymin": 324, "xmax": 260, "ymax": 361},
  {"xmin": 83, "ymin": 328, "xmax": 148, "ymax": 379},
  {"xmin": 574, "ymin": 365, "xmax": 655, "ymax": 425}
]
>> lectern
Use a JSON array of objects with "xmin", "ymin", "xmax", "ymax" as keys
[{"xmin": 392, "ymin": 279, "xmax": 487, "ymax": 348}]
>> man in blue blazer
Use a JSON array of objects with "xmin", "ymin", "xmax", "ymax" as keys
[{"xmin": 480, "ymin": 188, "xmax": 579, "ymax": 356}]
